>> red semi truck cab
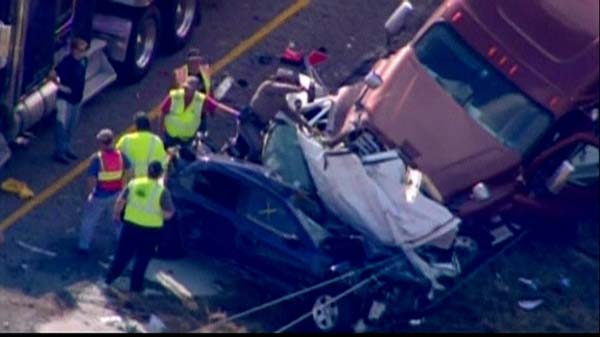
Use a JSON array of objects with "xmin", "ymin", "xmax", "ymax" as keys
[{"xmin": 330, "ymin": 0, "xmax": 599, "ymax": 220}]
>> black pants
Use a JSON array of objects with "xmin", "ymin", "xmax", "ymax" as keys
[
  {"xmin": 164, "ymin": 133, "xmax": 193, "ymax": 149},
  {"xmin": 105, "ymin": 220, "xmax": 162, "ymax": 292}
]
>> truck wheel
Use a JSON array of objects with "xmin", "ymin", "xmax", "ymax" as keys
[
  {"xmin": 119, "ymin": 5, "xmax": 161, "ymax": 83},
  {"xmin": 162, "ymin": 0, "xmax": 199, "ymax": 52}
]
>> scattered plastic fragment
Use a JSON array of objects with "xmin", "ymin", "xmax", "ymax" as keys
[
  {"xmin": 100, "ymin": 316, "xmax": 124, "ymax": 326},
  {"xmin": 17, "ymin": 240, "xmax": 57, "ymax": 257},
  {"xmin": 1, "ymin": 178, "xmax": 35, "ymax": 199},
  {"xmin": 409, "ymin": 317, "xmax": 425, "ymax": 326},
  {"xmin": 353, "ymin": 319, "xmax": 368, "ymax": 333},
  {"xmin": 145, "ymin": 314, "xmax": 166, "ymax": 333},
  {"xmin": 518, "ymin": 277, "xmax": 538, "ymax": 291},
  {"xmin": 368, "ymin": 301, "xmax": 386, "ymax": 321},
  {"xmin": 559, "ymin": 276, "xmax": 571, "ymax": 289},
  {"xmin": 518, "ymin": 299, "xmax": 543, "ymax": 311}
]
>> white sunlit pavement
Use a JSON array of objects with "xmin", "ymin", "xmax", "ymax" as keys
[{"xmin": 35, "ymin": 256, "xmax": 232, "ymax": 332}]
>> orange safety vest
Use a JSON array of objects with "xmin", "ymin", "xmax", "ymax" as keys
[{"xmin": 97, "ymin": 150, "xmax": 125, "ymax": 191}]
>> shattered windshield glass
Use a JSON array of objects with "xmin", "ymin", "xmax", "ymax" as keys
[{"xmin": 414, "ymin": 23, "xmax": 553, "ymax": 155}]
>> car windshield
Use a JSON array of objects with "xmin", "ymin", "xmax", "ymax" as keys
[{"xmin": 414, "ymin": 23, "xmax": 553, "ymax": 155}]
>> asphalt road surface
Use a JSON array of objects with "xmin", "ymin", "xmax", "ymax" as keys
[{"xmin": 0, "ymin": 0, "xmax": 598, "ymax": 333}]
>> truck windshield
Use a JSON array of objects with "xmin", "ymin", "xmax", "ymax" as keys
[{"xmin": 414, "ymin": 23, "xmax": 553, "ymax": 155}]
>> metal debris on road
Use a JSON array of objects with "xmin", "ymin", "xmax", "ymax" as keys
[
  {"xmin": 518, "ymin": 299, "xmax": 544, "ymax": 311},
  {"xmin": 518, "ymin": 277, "xmax": 538, "ymax": 291},
  {"xmin": 16, "ymin": 240, "xmax": 57, "ymax": 257}
]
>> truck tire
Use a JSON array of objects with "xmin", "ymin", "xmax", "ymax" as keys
[
  {"xmin": 118, "ymin": 5, "xmax": 161, "ymax": 83},
  {"xmin": 161, "ymin": 0, "xmax": 199, "ymax": 52}
]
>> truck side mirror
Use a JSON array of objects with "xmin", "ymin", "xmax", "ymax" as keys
[
  {"xmin": 384, "ymin": 1, "xmax": 414, "ymax": 47},
  {"xmin": 364, "ymin": 71, "xmax": 383, "ymax": 89},
  {"xmin": 546, "ymin": 160, "xmax": 575, "ymax": 194}
]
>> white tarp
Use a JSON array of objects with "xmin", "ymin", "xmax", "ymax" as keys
[
  {"xmin": 296, "ymin": 131, "xmax": 462, "ymax": 289},
  {"xmin": 296, "ymin": 131, "xmax": 460, "ymax": 250}
]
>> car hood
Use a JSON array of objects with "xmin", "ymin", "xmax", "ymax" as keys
[{"xmin": 353, "ymin": 48, "xmax": 520, "ymax": 198}]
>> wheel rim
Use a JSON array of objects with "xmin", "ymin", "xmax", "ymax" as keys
[
  {"xmin": 312, "ymin": 294, "xmax": 339, "ymax": 331},
  {"xmin": 135, "ymin": 14, "xmax": 158, "ymax": 69},
  {"xmin": 175, "ymin": 0, "xmax": 197, "ymax": 39}
]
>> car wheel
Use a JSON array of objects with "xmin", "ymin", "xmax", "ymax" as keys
[
  {"xmin": 118, "ymin": 5, "xmax": 161, "ymax": 83},
  {"xmin": 161, "ymin": 0, "xmax": 199, "ymax": 52},
  {"xmin": 308, "ymin": 287, "xmax": 359, "ymax": 332}
]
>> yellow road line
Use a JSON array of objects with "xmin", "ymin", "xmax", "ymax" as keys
[{"xmin": 0, "ymin": 0, "xmax": 311, "ymax": 232}]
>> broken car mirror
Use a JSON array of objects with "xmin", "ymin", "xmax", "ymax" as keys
[
  {"xmin": 364, "ymin": 71, "xmax": 383, "ymax": 89},
  {"xmin": 384, "ymin": 1, "xmax": 414, "ymax": 39},
  {"xmin": 546, "ymin": 160, "xmax": 575, "ymax": 194}
]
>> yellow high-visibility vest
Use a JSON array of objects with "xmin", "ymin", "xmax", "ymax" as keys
[
  {"xmin": 164, "ymin": 88, "xmax": 205, "ymax": 140},
  {"xmin": 123, "ymin": 177, "xmax": 165, "ymax": 228},
  {"xmin": 116, "ymin": 131, "xmax": 167, "ymax": 178}
]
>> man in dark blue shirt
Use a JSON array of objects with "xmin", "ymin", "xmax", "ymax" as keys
[
  {"xmin": 78, "ymin": 128, "xmax": 132, "ymax": 256},
  {"xmin": 50, "ymin": 37, "xmax": 88, "ymax": 165}
]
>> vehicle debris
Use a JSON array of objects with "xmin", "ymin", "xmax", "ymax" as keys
[
  {"xmin": 144, "ymin": 314, "xmax": 166, "ymax": 333},
  {"xmin": 368, "ymin": 301, "xmax": 386, "ymax": 321},
  {"xmin": 409, "ymin": 317, "xmax": 425, "ymax": 326},
  {"xmin": 16, "ymin": 240, "xmax": 57, "ymax": 257},
  {"xmin": 1, "ymin": 178, "xmax": 35, "ymax": 199},
  {"xmin": 559, "ymin": 276, "xmax": 571, "ymax": 289},
  {"xmin": 518, "ymin": 299, "xmax": 544, "ymax": 311},
  {"xmin": 517, "ymin": 277, "xmax": 538, "ymax": 291},
  {"xmin": 353, "ymin": 319, "xmax": 368, "ymax": 333}
]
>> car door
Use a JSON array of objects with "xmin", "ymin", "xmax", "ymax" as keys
[
  {"xmin": 170, "ymin": 166, "xmax": 242, "ymax": 250},
  {"xmin": 235, "ymin": 185, "xmax": 319, "ymax": 283}
]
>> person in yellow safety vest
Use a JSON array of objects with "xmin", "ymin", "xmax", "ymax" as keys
[
  {"xmin": 172, "ymin": 48, "xmax": 212, "ymax": 96},
  {"xmin": 116, "ymin": 111, "xmax": 169, "ymax": 178},
  {"xmin": 104, "ymin": 161, "xmax": 175, "ymax": 293},
  {"xmin": 172, "ymin": 49, "xmax": 213, "ymax": 136},
  {"xmin": 77, "ymin": 129, "xmax": 132, "ymax": 256},
  {"xmin": 160, "ymin": 76, "xmax": 240, "ymax": 149}
]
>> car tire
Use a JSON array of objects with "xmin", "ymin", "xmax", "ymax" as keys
[
  {"xmin": 306, "ymin": 287, "xmax": 360, "ymax": 332},
  {"xmin": 117, "ymin": 5, "xmax": 161, "ymax": 83},
  {"xmin": 161, "ymin": 0, "xmax": 199, "ymax": 52}
]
